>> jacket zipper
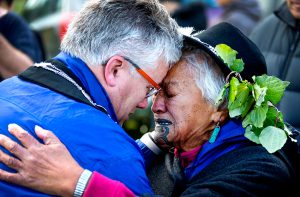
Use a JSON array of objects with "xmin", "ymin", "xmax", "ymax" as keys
[{"xmin": 280, "ymin": 30, "xmax": 300, "ymax": 79}]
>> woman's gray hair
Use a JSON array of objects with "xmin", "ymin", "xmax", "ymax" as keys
[
  {"xmin": 182, "ymin": 47, "xmax": 227, "ymax": 109},
  {"xmin": 61, "ymin": 0, "xmax": 182, "ymax": 69}
]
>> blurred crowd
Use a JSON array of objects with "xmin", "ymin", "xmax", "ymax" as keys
[
  {"xmin": 161, "ymin": 0, "xmax": 263, "ymax": 35},
  {"xmin": 1, "ymin": 0, "xmax": 299, "ymax": 133}
]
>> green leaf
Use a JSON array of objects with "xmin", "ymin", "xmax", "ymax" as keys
[
  {"xmin": 228, "ymin": 82, "xmax": 250, "ymax": 117},
  {"xmin": 236, "ymin": 83, "xmax": 250, "ymax": 105},
  {"xmin": 259, "ymin": 126, "xmax": 287, "ymax": 153},
  {"xmin": 241, "ymin": 97, "xmax": 255, "ymax": 118},
  {"xmin": 228, "ymin": 77, "xmax": 240, "ymax": 104},
  {"xmin": 253, "ymin": 83, "xmax": 267, "ymax": 106},
  {"xmin": 215, "ymin": 83, "xmax": 229, "ymax": 106},
  {"xmin": 229, "ymin": 107, "xmax": 242, "ymax": 118},
  {"xmin": 255, "ymin": 75, "xmax": 290, "ymax": 105},
  {"xmin": 264, "ymin": 106, "xmax": 284, "ymax": 129},
  {"xmin": 215, "ymin": 44, "xmax": 237, "ymax": 67},
  {"xmin": 231, "ymin": 58, "xmax": 244, "ymax": 73},
  {"xmin": 252, "ymin": 126, "xmax": 264, "ymax": 136},
  {"xmin": 245, "ymin": 126, "xmax": 260, "ymax": 144},
  {"xmin": 250, "ymin": 104, "xmax": 268, "ymax": 128},
  {"xmin": 243, "ymin": 113, "xmax": 252, "ymax": 127}
]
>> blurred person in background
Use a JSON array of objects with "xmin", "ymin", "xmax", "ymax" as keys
[
  {"xmin": 250, "ymin": 0, "xmax": 300, "ymax": 131},
  {"xmin": 211, "ymin": 0, "xmax": 262, "ymax": 36},
  {"xmin": 0, "ymin": 0, "xmax": 42, "ymax": 81},
  {"xmin": 160, "ymin": 0, "xmax": 207, "ymax": 31},
  {"xmin": 0, "ymin": 0, "xmax": 182, "ymax": 196}
]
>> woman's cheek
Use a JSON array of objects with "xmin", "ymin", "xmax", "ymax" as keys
[{"xmin": 166, "ymin": 124, "xmax": 176, "ymax": 142}]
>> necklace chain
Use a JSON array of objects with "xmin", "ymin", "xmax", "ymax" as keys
[{"xmin": 34, "ymin": 62, "xmax": 111, "ymax": 119}]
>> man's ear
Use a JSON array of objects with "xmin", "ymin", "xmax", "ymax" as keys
[{"xmin": 103, "ymin": 56, "xmax": 126, "ymax": 87}]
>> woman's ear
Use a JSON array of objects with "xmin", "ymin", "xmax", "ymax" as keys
[
  {"xmin": 212, "ymin": 109, "xmax": 229, "ymax": 125},
  {"xmin": 103, "ymin": 56, "xmax": 126, "ymax": 87}
]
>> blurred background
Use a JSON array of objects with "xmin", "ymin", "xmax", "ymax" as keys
[{"xmin": 10, "ymin": 0, "xmax": 285, "ymax": 139}]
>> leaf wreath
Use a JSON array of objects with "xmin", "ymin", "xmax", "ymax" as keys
[{"xmin": 214, "ymin": 44, "xmax": 292, "ymax": 153}]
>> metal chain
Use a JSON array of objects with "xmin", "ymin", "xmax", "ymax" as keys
[{"xmin": 34, "ymin": 62, "xmax": 111, "ymax": 119}]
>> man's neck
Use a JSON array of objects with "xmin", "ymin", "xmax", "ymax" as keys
[{"xmin": 88, "ymin": 64, "xmax": 120, "ymax": 123}]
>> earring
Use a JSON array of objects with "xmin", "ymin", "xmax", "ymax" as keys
[{"xmin": 209, "ymin": 121, "xmax": 221, "ymax": 144}]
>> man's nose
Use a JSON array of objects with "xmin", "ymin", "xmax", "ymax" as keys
[
  {"xmin": 151, "ymin": 92, "xmax": 166, "ymax": 114},
  {"xmin": 137, "ymin": 98, "xmax": 148, "ymax": 109}
]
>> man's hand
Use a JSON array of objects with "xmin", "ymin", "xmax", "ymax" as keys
[{"xmin": 0, "ymin": 124, "xmax": 84, "ymax": 197}]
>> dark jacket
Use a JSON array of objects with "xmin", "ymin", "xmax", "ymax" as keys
[
  {"xmin": 147, "ymin": 120, "xmax": 299, "ymax": 197},
  {"xmin": 0, "ymin": 12, "xmax": 43, "ymax": 63},
  {"xmin": 185, "ymin": 146, "xmax": 297, "ymax": 197},
  {"xmin": 171, "ymin": 2, "xmax": 207, "ymax": 32},
  {"xmin": 0, "ymin": 12, "xmax": 43, "ymax": 81},
  {"xmin": 148, "ymin": 145, "xmax": 298, "ymax": 197},
  {"xmin": 250, "ymin": 3, "xmax": 300, "ymax": 130}
]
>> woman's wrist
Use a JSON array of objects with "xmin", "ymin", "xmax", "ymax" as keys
[
  {"xmin": 73, "ymin": 169, "xmax": 93, "ymax": 197},
  {"xmin": 140, "ymin": 132, "xmax": 162, "ymax": 155},
  {"xmin": 60, "ymin": 167, "xmax": 85, "ymax": 197}
]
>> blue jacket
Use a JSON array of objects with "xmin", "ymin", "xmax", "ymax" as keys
[{"xmin": 0, "ymin": 52, "xmax": 153, "ymax": 196}]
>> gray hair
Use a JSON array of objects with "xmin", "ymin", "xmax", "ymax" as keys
[
  {"xmin": 61, "ymin": 0, "xmax": 182, "ymax": 69},
  {"xmin": 182, "ymin": 48, "xmax": 227, "ymax": 109}
]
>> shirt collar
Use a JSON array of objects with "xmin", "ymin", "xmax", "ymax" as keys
[{"xmin": 53, "ymin": 52, "xmax": 118, "ymax": 123}]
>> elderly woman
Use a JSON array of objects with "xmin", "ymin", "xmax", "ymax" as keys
[{"xmin": 0, "ymin": 23, "xmax": 297, "ymax": 197}]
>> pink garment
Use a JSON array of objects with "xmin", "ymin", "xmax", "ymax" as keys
[
  {"xmin": 83, "ymin": 171, "xmax": 136, "ymax": 197},
  {"xmin": 174, "ymin": 146, "xmax": 202, "ymax": 168},
  {"xmin": 84, "ymin": 146, "xmax": 202, "ymax": 196}
]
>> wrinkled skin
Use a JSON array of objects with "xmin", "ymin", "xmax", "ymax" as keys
[{"xmin": 152, "ymin": 59, "xmax": 223, "ymax": 151}]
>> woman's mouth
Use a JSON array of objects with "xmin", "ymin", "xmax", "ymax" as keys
[{"xmin": 155, "ymin": 118, "xmax": 172, "ymax": 126}]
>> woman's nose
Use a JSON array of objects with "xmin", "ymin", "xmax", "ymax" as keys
[{"xmin": 151, "ymin": 92, "xmax": 166, "ymax": 114}]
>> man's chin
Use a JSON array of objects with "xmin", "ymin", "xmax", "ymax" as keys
[{"xmin": 119, "ymin": 113, "xmax": 134, "ymax": 125}]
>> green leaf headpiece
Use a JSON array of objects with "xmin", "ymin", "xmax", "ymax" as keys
[{"xmin": 214, "ymin": 44, "xmax": 292, "ymax": 153}]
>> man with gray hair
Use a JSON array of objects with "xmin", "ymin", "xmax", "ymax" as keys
[{"xmin": 0, "ymin": 0, "xmax": 182, "ymax": 196}]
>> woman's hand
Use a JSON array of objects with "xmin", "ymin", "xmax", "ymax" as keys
[{"xmin": 0, "ymin": 124, "xmax": 84, "ymax": 197}]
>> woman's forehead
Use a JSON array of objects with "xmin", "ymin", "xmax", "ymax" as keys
[
  {"xmin": 163, "ymin": 64, "xmax": 195, "ymax": 89},
  {"xmin": 166, "ymin": 60, "xmax": 193, "ymax": 79}
]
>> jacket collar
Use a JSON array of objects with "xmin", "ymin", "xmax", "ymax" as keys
[
  {"xmin": 54, "ymin": 52, "xmax": 118, "ymax": 123},
  {"xmin": 275, "ymin": 2, "xmax": 300, "ymax": 30},
  {"xmin": 184, "ymin": 119, "xmax": 251, "ymax": 180}
]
